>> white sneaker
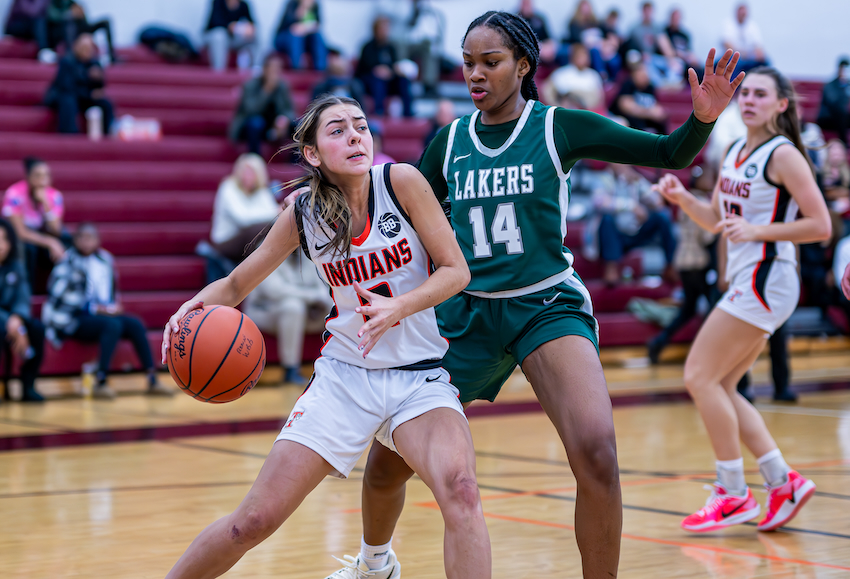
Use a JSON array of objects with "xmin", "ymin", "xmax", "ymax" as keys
[{"xmin": 324, "ymin": 550, "xmax": 401, "ymax": 579}]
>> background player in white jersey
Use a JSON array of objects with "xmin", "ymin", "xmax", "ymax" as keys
[
  {"xmin": 655, "ymin": 67, "xmax": 831, "ymax": 533},
  {"xmin": 159, "ymin": 95, "xmax": 491, "ymax": 579}
]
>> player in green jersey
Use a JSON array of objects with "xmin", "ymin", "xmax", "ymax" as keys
[{"xmin": 320, "ymin": 11, "xmax": 744, "ymax": 579}]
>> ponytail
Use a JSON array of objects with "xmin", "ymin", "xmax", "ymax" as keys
[{"xmin": 463, "ymin": 11, "xmax": 540, "ymax": 102}]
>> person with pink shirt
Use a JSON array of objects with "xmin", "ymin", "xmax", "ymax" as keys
[{"xmin": 2, "ymin": 157, "xmax": 71, "ymax": 287}]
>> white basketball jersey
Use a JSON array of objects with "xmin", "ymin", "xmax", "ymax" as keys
[
  {"xmin": 298, "ymin": 164, "xmax": 447, "ymax": 370},
  {"xmin": 719, "ymin": 136, "xmax": 799, "ymax": 280}
]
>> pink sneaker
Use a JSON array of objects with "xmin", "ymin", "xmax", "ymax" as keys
[
  {"xmin": 757, "ymin": 470, "xmax": 816, "ymax": 532},
  {"xmin": 681, "ymin": 483, "xmax": 761, "ymax": 533}
]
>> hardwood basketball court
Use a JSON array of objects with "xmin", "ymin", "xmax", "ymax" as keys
[{"xmin": 1, "ymin": 340, "xmax": 849, "ymax": 578}]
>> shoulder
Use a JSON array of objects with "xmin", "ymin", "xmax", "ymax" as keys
[
  {"xmin": 388, "ymin": 162, "xmax": 424, "ymax": 189},
  {"xmin": 4, "ymin": 180, "xmax": 26, "ymax": 198}
]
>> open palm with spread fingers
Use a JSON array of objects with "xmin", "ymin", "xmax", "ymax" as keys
[{"xmin": 690, "ymin": 48, "xmax": 746, "ymax": 123}]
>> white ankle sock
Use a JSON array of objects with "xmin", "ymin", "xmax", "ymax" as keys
[
  {"xmin": 716, "ymin": 458, "xmax": 746, "ymax": 495},
  {"xmin": 361, "ymin": 536, "xmax": 391, "ymax": 570},
  {"xmin": 757, "ymin": 449, "xmax": 791, "ymax": 487}
]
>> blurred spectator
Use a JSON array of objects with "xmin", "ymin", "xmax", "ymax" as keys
[
  {"xmin": 42, "ymin": 223, "xmax": 172, "ymax": 399},
  {"xmin": 609, "ymin": 60, "xmax": 668, "ymax": 133},
  {"xmin": 647, "ymin": 167, "xmax": 717, "ymax": 364},
  {"xmin": 4, "ymin": 0, "xmax": 48, "ymax": 46},
  {"xmin": 833, "ymin": 233, "xmax": 850, "ymax": 330},
  {"xmin": 800, "ymin": 106, "xmax": 827, "ymax": 170},
  {"xmin": 204, "ymin": 0, "xmax": 259, "ymax": 72},
  {"xmin": 817, "ymin": 57, "xmax": 850, "ymax": 146},
  {"xmin": 311, "ymin": 48, "xmax": 366, "ymax": 106},
  {"xmin": 204, "ymin": 153, "xmax": 280, "ymax": 282},
  {"xmin": 44, "ymin": 32, "xmax": 114, "ymax": 135},
  {"xmin": 375, "ymin": 0, "xmax": 445, "ymax": 97},
  {"xmin": 589, "ymin": 164, "xmax": 676, "ymax": 285},
  {"xmin": 561, "ymin": 1, "xmax": 621, "ymax": 80},
  {"xmin": 721, "ymin": 3, "xmax": 768, "ymax": 74},
  {"xmin": 274, "ymin": 0, "xmax": 327, "ymax": 71},
  {"xmin": 542, "ymin": 43, "xmax": 605, "ymax": 113},
  {"xmin": 355, "ymin": 16, "xmax": 414, "ymax": 118},
  {"xmin": 820, "ymin": 140, "xmax": 850, "ymax": 213},
  {"xmin": 705, "ymin": 99, "xmax": 746, "ymax": 169},
  {"xmin": 39, "ymin": 1, "xmax": 116, "ymax": 65},
  {"xmin": 228, "ymin": 54, "xmax": 294, "ymax": 157},
  {"xmin": 627, "ymin": 2, "xmax": 683, "ymax": 88},
  {"xmin": 0, "ymin": 218, "xmax": 46, "ymax": 402},
  {"xmin": 369, "ymin": 120, "xmax": 396, "ymax": 166},
  {"xmin": 2, "ymin": 157, "xmax": 69, "ymax": 287},
  {"xmin": 423, "ymin": 98, "xmax": 456, "ymax": 148},
  {"xmin": 663, "ymin": 7, "xmax": 699, "ymax": 71},
  {"xmin": 517, "ymin": 0, "xmax": 557, "ymax": 64},
  {"xmin": 243, "ymin": 250, "xmax": 332, "ymax": 385}
]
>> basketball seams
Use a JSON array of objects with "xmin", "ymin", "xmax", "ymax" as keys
[
  {"xmin": 168, "ymin": 306, "xmax": 219, "ymax": 390},
  {"xmin": 180, "ymin": 305, "xmax": 221, "ymax": 391},
  {"xmin": 192, "ymin": 312, "xmax": 245, "ymax": 399},
  {"xmin": 206, "ymin": 337, "xmax": 266, "ymax": 402}
]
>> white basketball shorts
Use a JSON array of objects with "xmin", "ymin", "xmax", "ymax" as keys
[
  {"xmin": 717, "ymin": 259, "xmax": 799, "ymax": 335},
  {"xmin": 275, "ymin": 356, "xmax": 464, "ymax": 478}
]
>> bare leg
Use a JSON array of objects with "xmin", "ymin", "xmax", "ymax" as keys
[
  {"xmin": 166, "ymin": 441, "xmax": 331, "ymax": 579},
  {"xmin": 361, "ymin": 442, "xmax": 414, "ymax": 545},
  {"xmin": 521, "ymin": 336, "xmax": 620, "ymax": 579},
  {"xmin": 393, "ymin": 407, "xmax": 491, "ymax": 579},
  {"xmin": 683, "ymin": 309, "xmax": 768, "ymax": 460}
]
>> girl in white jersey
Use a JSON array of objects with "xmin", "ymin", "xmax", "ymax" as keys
[
  {"xmin": 656, "ymin": 67, "xmax": 831, "ymax": 533},
  {"xmin": 160, "ymin": 95, "xmax": 491, "ymax": 579}
]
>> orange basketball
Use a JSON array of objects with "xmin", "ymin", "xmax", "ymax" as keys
[{"xmin": 167, "ymin": 306, "xmax": 266, "ymax": 403}]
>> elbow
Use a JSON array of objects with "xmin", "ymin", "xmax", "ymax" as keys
[
  {"xmin": 815, "ymin": 218, "xmax": 832, "ymax": 243},
  {"xmin": 456, "ymin": 263, "xmax": 471, "ymax": 292}
]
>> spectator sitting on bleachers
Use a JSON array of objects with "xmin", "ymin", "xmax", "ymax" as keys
[
  {"xmin": 560, "ymin": 0, "xmax": 621, "ymax": 80},
  {"xmin": 42, "ymin": 223, "xmax": 172, "ymax": 399},
  {"xmin": 204, "ymin": 0, "xmax": 259, "ymax": 72},
  {"xmin": 542, "ymin": 43, "xmax": 605, "ymax": 113},
  {"xmin": 39, "ymin": 0, "xmax": 116, "ymax": 65},
  {"xmin": 228, "ymin": 53, "xmax": 294, "ymax": 157},
  {"xmin": 205, "ymin": 153, "xmax": 280, "ymax": 282},
  {"xmin": 590, "ymin": 164, "xmax": 676, "ymax": 286},
  {"xmin": 44, "ymin": 32, "xmax": 114, "ymax": 135},
  {"xmin": 833, "ymin": 233, "xmax": 850, "ymax": 332},
  {"xmin": 721, "ymin": 2, "xmax": 768, "ymax": 75},
  {"xmin": 4, "ymin": 0, "xmax": 48, "ymax": 50},
  {"xmin": 274, "ymin": 0, "xmax": 327, "ymax": 71},
  {"xmin": 817, "ymin": 56, "xmax": 850, "ymax": 146},
  {"xmin": 369, "ymin": 120, "xmax": 396, "ymax": 166},
  {"xmin": 609, "ymin": 59, "xmax": 668, "ymax": 133},
  {"xmin": 311, "ymin": 48, "xmax": 365, "ymax": 107},
  {"xmin": 243, "ymin": 249, "xmax": 331, "ymax": 385},
  {"xmin": 2, "ymin": 157, "xmax": 70, "ymax": 287},
  {"xmin": 663, "ymin": 7, "xmax": 700, "ymax": 72},
  {"xmin": 517, "ymin": 0, "xmax": 557, "ymax": 64},
  {"xmin": 0, "ymin": 218, "xmax": 46, "ymax": 402},
  {"xmin": 355, "ymin": 15, "xmax": 414, "ymax": 118},
  {"xmin": 820, "ymin": 140, "xmax": 850, "ymax": 213},
  {"xmin": 423, "ymin": 98, "xmax": 456, "ymax": 148},
  {"xmin": 626, "ymin": 1, "xmax": 684, "ymax": 89}
]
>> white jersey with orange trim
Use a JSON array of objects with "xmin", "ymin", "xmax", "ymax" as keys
[
  {"xmin": 718, "ymin": 135, "xmax": 799, "ymax": 281},
  {"xmin": 297, "ymin": 163, "xmax": 447, "ymax": 370}
]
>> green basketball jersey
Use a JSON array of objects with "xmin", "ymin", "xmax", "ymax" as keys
[{"xmin": 442, "ymin": 100, "xmax": 572, "ymax": 296}]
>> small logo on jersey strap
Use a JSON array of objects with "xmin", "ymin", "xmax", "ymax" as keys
[
  {"xmin": 453, "ymin": 153, "xmax": 471, "ymax": 163},
  {"xmin": 378, "ymin": 212, "xmax": 401, "ymax": 239},
  {"xmin": 745, "ymin": 164, "xmax": 758, "ymax": 178}
]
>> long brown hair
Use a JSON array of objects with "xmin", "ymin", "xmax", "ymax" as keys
[
  {"xmin": 746, "ymin": 66, "xmax": 813, "ymax": 170},
  {"xmin": 286, "ymin": 94, "xmax": 366, "ymax": 260}
]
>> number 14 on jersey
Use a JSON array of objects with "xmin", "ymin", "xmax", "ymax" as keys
[{"xmin": 469, "ymin": 202, "xmax": 524, "ymax": 258}]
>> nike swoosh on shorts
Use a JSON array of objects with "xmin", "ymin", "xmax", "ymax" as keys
[{"xmin": 543, "ymin": 292, "xmax": 562, "ymax": 305}]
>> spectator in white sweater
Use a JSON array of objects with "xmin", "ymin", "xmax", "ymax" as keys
[{"xmin": 243, "ymin": 249, "xmax": 332, "ymax": 385}]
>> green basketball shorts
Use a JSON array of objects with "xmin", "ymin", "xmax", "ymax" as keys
[{"xmin": 436, "ymin": 270, "xmax": 599, "ymax": 403}]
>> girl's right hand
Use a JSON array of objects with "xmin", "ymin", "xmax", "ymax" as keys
[
  {"xmin": 653, "ymin": 174, "xmax": 690, "ymax": 207},
  {"xmin": 161, "ymin": 300, "xmax": 204, "ymax": 364}
]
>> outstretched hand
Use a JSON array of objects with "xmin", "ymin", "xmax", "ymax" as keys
[{"xmin": 689, "ymin": 48, "xmax": 746, "ymax": 124}]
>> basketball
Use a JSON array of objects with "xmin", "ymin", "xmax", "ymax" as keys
[{"xmin": 167, "ymin": 306, "xmax": 266, "ymax": 403}]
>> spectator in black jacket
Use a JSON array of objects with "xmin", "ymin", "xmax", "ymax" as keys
[
  {"xmin": 311, "ymin": 48, "xmax": 365, "ymax": 107},
  {"xmin": 204, "ymin": 0, "xmax": 259, "ymax": 72},
  {"xmin": 818, "ymin": 56, "xmax": 850, "ymax": 146},
  {"xmin": 0, "ymin": 218, "xmax": 46, "ymax": 402},
  {"xmin": 274, "ymin": 0, "xmax": 327, "ymax": 71},
  {"xmin": 517, "ymin": 0, "xmax": 557, "ymax": 64},
  {"xmin": 44, "ymin": 33, "xmax": 113, "ymax": 135},
  {"xmin": 610, "ymin": 60, "xmax": 667, "ymax": 133},
  {"xmin": 355, "ymin": 16, "xmax": 414, "ymax": 118},
  {"xmin": 228, "ymin": 54, "xmax": 295, "ymax": 156},
  {"xmin": 4, "ymin": 0, "xmax": 49, "ymax": 48}
]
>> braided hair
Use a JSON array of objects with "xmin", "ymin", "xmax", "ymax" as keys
[{"xmin": 463, "ymin": 11, "xmax": 540, "ymax": 102}]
